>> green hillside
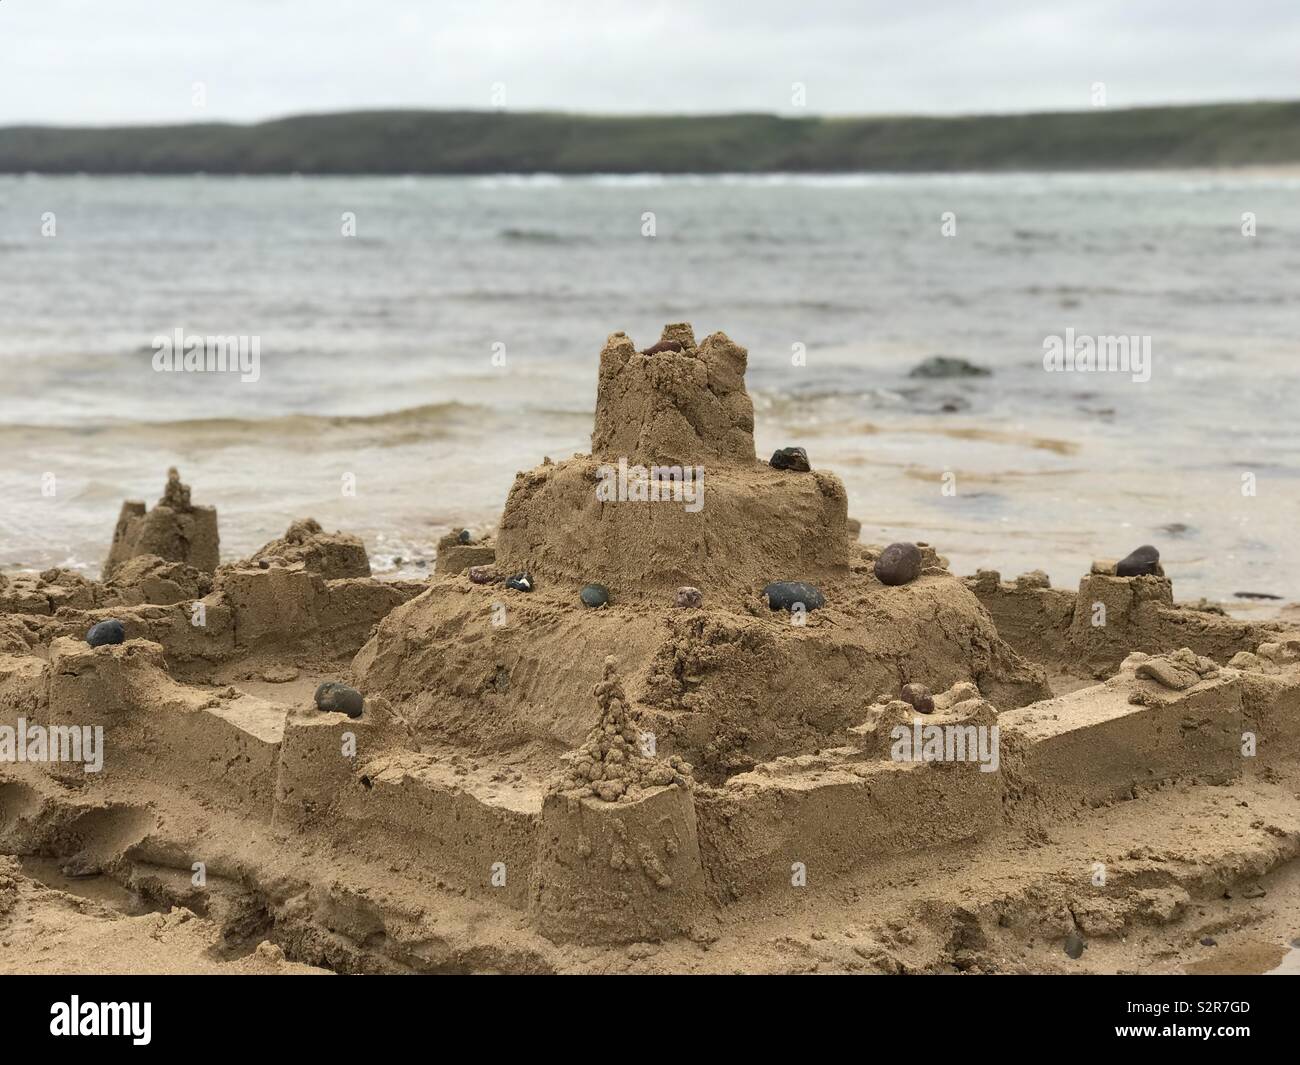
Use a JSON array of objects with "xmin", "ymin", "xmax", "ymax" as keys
[{"xmin": 1, "ymin": 101, "xmax": 1297, "ymax": 174}]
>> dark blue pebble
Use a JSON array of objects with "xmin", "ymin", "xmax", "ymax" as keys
[
  {"xmin": 505, "ymin": 572, "xmax": 534, "ymax": 592},
  {"xmin": 762, "ymin": 581, "xmax": 825, "ymax": 611},
  {"xmin": 580, "ymin": 583, "xmax": 609, "ymax": 608},
  {"xmin": 457, "ymin": 529, "xmax": 472, "ymax": 544},
  {"xmin": 86, "ymin": 619, "xmax": 126, "ymax": 647}
]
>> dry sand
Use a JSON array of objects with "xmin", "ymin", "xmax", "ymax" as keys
[{"xmin": 2, "ymin": 324, "xmax": 1298, "ymax": 975}]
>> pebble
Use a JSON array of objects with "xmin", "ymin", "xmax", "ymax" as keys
[
  {"xmin": 505, "ymin": 572, "xmax": 535, "ymax": 592},
  {"xmin": 641, "ymin": 340, "xmax": 683, "ymax": 355},
  {"xmin": 1063, "ymin": 932, "xmax": 1086, "ymax": 960},
  {"xmin": 761, "ymin": 581, "xmax": 825, "ymax": 611},
  {"xmin": 580, "ymin": 583, "xmax": 610, "ymax": 608},
  {"xmin": 85, "ymin": 619, "xmax": 126, "ymax": 647},
  {"xmin": 899, "ymin": 683, "xmax": 934, "ymax": 714},
  {"xmin": 1116, "ymin": 544, "xmax": 1160, "ymax": 577},
  {"xmin": 468, "ymin": 565, "xmax": 499, "ymax": 584},
  {"xmin": 315, "ymin": 681, "xmax": 364, "ymax": 718},
  {"xmin": 1200, "ymin": 936, "xmax": 1218, "ymax": 947},
  {"xmin": 675, "ymin": 586, "xmax": 702, "ymax": 608},
  {"xmin": 457, "ymin": 529, "xmax": 472, "ymax": 544},
  {"xmin": 874, "ymin": 542, "xmax": 923, "ymax": 586},
  {"xmin": 769, "ymin": 446, "xmax": 811, "ymax": 472}
]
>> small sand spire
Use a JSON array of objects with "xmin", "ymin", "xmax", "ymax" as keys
[
  {"xmin": 158, "ymin": 467, "xmax": 193, "ymax": 512},
  {"xmin": 552, "ymin": 656, "xmax": 692, "ymax": 803}
]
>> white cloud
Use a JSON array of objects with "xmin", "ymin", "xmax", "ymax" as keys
[{"xmin": 0, "ymin": 0, "xmax": 1297, "ymax": 124}]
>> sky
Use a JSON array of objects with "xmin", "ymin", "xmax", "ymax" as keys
[{"xmin": 0, "ymin": 0, "xmax": 1297, "ymax": 125}]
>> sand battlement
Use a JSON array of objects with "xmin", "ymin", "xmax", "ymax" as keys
[{"xmin": 592, "ymin": 324, "xmax": 756, "ymax": 467}]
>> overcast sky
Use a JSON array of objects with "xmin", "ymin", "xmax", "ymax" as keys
[{"xmin": 1, "ymin": 1, "xmax": 1297, "ymax": 125}]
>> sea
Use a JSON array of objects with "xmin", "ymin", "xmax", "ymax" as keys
[{"xmin": 1, "ymin": 170, "xmax": 1297, "ymax": 607}]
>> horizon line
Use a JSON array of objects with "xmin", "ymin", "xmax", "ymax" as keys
[{"xmin": 4, "ymin": 96, "xmax": 1297, "ymax": 132}]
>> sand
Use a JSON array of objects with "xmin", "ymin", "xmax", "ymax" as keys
[{"xmin": 2, "ymin": 324, "xmax": 1299, "ymax": 974}]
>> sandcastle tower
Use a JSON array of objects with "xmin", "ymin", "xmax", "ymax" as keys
[
  {"xmin": 104, "ymin": 468, "xmax": 219, "ymax": 578},
  {"xmin": 353, "ymin": 325, "xmax": 1047, "ymax": 778},
  {"xmin": 495, "ymin": 325, "xmax": 849, "ymax": 593}
]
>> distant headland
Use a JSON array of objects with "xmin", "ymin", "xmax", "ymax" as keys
[{"xmin": 1, "ymin": 100, "xmax": 1298, "ymax": 175}]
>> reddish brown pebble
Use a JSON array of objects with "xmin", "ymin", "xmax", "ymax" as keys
[
  {"xmin": 641, "ymin": 340, "xmax": 683, "ymax": 356},
  {"xmin": 468, "ymin": 566, "xmax": 500, "ymax": 584},
  {"xmin": 675, "ymin": 586, "xmax": 702, "ymax": 608},
  {"xmin": 900, "ymin": 683, "xmax": 934, "ymax": 713},
  {"xmin": 874, "ymin": 542, "xmax": 923, "ymax": 586}
]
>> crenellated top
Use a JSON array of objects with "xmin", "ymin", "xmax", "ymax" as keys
[{"xmin": 591, "ymin": 323, "xmax": 756, "ymax": 468}]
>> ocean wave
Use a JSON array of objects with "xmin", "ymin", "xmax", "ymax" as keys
[
  {"xmin": 0, "ymin": 400, "xmax": 494, "ymax": 438},
  {"xmin": 497, "ymin": 227, "xmax": 589, "ymax": 245}
]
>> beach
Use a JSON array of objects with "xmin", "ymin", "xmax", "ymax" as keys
[{"xmin": 3, "ymin": 316, "xmax": 1300, "ymax": 975}]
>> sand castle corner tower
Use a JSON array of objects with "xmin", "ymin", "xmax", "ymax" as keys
[
  {"xmin": 496, "ymin": 324, "xmax": 850, "ymax": 594},
  {"xmin": 104, "ymin": 468, "xmax": 219, "ymax": 578}
]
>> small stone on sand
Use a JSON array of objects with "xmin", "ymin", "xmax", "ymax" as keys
[
  {"xmin": 640, "ymin": 340, "xmax": 683, "ymax": 355},
  {"xmin": 769, "ymin": 447, "xmax": 811, "ymax": 472},
  {"xmin": 580, "ymin": 583, "xmax": 609, "ymax": 608},
  {"xmin": 762, "ymin": 581, "xmax": 825, "ymax": 611},
  {"xmin": 86, "ymin": 619, "xmax": 126, "ymax": 647},
  {"xmin": 315, "ymin": 682, "xmax": 364, "ymax": 718},
  {"xmin": 1116, "ymin": 544, "xmax": 1160, "ymax": 577},
  {"xmin": 675, "ymin": 586, "xmax": 702, "ymax": 608},
  {"xmin": 505, "ymin": 572, "xmax": 534, "ymax": 592},
  {"xmin": 874, "ymin": 543, "xmax": 923, "ymax": 586},
  {"xmin": 899, "ymin": 683, "xmax": 934, "ymax": 713}
]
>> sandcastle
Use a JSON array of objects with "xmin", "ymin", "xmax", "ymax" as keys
[
  {"xmin": 354, "ymin": 325, "xmax": 1049, "ymax": 780},
  {"xmin": 2, "ymin": 324, "xmax": 1299, "ymax": 973},
  {"xmin": 104, "ymin": 468, "xmax": 220, "ymax": 578}
]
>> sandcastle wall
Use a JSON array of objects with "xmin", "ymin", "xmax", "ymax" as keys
[
  {"xmin": 497, "ymin": 461, "xmax": 850, "ymax": 595},
  {"xmin": 354, "ymin": 570, "xmax": 1049, "ymax": 776},
  {"xmin": 5, "ymin": 617, "xmax": 1300, "ymax": 949},
  {"xmin": 4, "ymin": 566, "xmax": 425, "ymax": 675},
  {"xmin": 968, "ymin": 569, "xmax": 1271, "ymax": 677}
]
